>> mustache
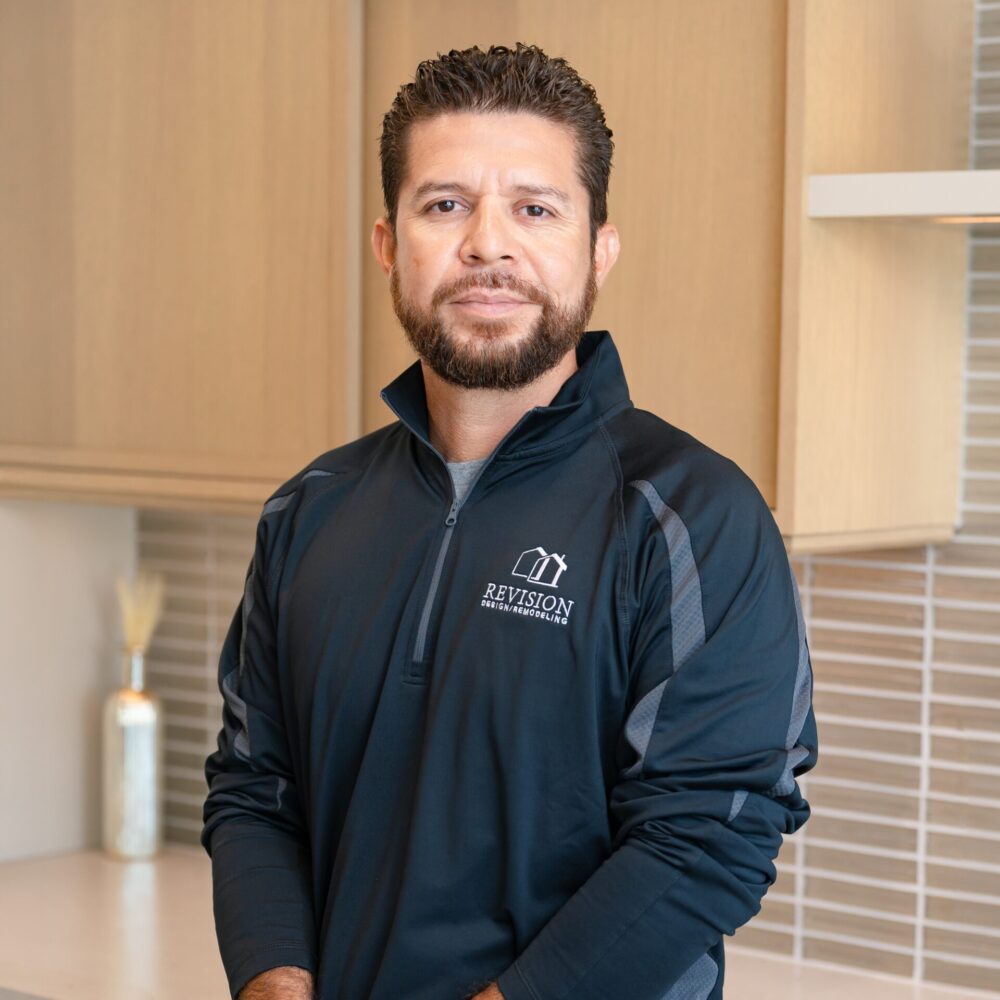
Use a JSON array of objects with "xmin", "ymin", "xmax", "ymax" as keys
[{"xmin": 431, "ymin": 272, "xmax": 546, "ymax": 308}]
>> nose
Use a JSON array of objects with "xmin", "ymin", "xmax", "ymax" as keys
[{"xmin": 459, "ymin": 198, "xmax": 517, "ymax": 266}]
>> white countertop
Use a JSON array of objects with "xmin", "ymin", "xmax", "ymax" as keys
[
  {"xmin": 0, "ymin": 845, "xmax": 981, "ymax": 1000},
  {"xmin": 0, "ymin": 845, "xmax": 226, "ymax": 1000}
]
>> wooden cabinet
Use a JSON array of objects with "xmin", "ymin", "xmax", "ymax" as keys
[
  {"xmin": 776, "ymin": 0, "xmax": 972, "ymax": 552},
  {"xmin": 0, "ymin": 0, "xmax": 361, "ymax": 513},
  {"xmin": 0, "ymin": 0, "xmax": 974, "ymax": 551}
]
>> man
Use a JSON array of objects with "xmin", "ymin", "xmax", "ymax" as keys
[{"xmin": 201, "ymin": 42, "xmax": 818, "ymax": 1000}]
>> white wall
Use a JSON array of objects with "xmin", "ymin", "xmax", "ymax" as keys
[{"xmin": 0, "ymin": 499, "xmax": 136, "ymax": 862}]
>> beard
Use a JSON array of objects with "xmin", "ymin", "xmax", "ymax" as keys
[{"xmin": 389, "ymin": 257, "xmax": 599, "ymax": 391}]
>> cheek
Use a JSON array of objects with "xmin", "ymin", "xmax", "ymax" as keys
[
  {"xmin": 406, "ymin": 250, "xmax": 437, "ymax": 282},
  {"xmin": 410, "ymin": 253, "xmax": 456, "ymax": 303},
  {"xmin": 536, "ymin": 258, "xmax": 585, "ymax": 302},
  {"xmin": 396, "ymin": 253, "xmax": 426, "ymax": 295}
]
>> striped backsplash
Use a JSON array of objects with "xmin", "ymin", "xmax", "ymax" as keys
[
  {"xmin": 140, "ymin": 2, "xmax": 997, "ymax": 992},
  {"xmin": 139, "ymin": 511, "xmax": 257, "ymax": 838}
]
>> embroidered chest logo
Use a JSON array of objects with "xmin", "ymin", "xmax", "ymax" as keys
[{"xmin": 480, "ymin": 546, "xmax": 575, "ymax": 626}]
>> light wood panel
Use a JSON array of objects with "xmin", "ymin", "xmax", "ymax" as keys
[
  {"xmin": 0, "ymin": 0, "xmax": 976, "ymax": 546},
  {"xmin": 0, "ymin": 0, "xmax": 362, "ymax": 511},
  {"xmin": 777, "ymin": 0, "xmax": 973, "ymax": 551},
  {"xmin": 362, "ymin": 0, "xmax": 787, "ymax": 504}
]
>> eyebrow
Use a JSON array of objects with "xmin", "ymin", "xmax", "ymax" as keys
[{"xmin": 409, "ymin": 181, "xmax": 572, "ymax": 208}]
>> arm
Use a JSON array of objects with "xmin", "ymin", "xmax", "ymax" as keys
[
  {"xmin": 202, "ymin": 512, "xmax": 319, "ymax": 1000},
  {"xmin": 495, "ymin": 470, "xmax": 819, "ymax": 1000}
]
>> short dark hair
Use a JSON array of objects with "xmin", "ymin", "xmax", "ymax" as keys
[{"xmin": 378, "ymin": 42, "xmax": 614, "ymax": 248}]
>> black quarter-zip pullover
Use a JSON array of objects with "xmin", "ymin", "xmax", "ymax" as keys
[{"xmin": 201, "ymin": 329, "xmax": 818, "ymax": 1000}]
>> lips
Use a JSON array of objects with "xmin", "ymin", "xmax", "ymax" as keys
[
  {"xmin": 451, "ymin": 294, "xmax": 532, "ymax": 304},
  {"xmin": 431, "ymin": 272, "xmax": 545, "ymax": 308},
  {"xmin": 448, "ymin": 295, "xmax": 537, "ymax": 317}
]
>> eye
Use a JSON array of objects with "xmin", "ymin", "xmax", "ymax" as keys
[
  {"xmin": 520, "ymin": 204, "xmax": 551, "ymax": 218},
  {"xmin": 428, "ymin": 199, "xmax": 460, "ymax": 214}
]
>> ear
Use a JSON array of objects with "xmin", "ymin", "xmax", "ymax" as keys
[
  {"xmin": 592, "ymin": 222, "xmax": 620, "ymax": 290},
  {"xmin": 371, "ymin": 217, "xmax": 396, "ymax": 277}
]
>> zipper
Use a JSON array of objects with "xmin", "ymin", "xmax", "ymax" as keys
[
  {"xmin": 411, "ymin": 494, "xmax": 461, "ymax": 667},
  {"xmin": 407, "ymin": 412, "xmax": 539, "ymax": 677}
]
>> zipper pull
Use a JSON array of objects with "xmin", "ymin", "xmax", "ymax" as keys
[{"xmin": 445, "ymin": 499, "xmax": 460, "ymax": 526}]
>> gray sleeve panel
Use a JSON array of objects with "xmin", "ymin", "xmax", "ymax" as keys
[
  {"xmin": 262, "ymin": 467, "xmax": 336, "ymax": 515},
  {"xmin": 622, "ymin": 476, "xmax": 816, "ymax": 815},
  {"xmin": 765, "ymin": 557, "xmax": 815, "ymax": 799},
  {"xmin": 201, "ymin": 507, "xmax": 318, "ymax": 998},
  {"xmin": 659, "ymin": 951, "xmax": 720, "ymax": 1000},
  {"xmin": 621, "ymin": 479, "xmax": 706, "ymax": 781},
  {"xmin": 224, "ymin": 465, "xmax": 338, "ymax": 768},
  {"xmin": 624, "ymin": 477, "xmax": 753, "ymax": 831}
]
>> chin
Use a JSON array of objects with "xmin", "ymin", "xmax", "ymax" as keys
[{"xmin": 449, "ymin": 318, "xmax": 532, "ymax": 342}]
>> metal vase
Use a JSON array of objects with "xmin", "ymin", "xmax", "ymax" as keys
[{"xmin": 102, "ymin": 646, "xmax": 164, "ymax": 859}]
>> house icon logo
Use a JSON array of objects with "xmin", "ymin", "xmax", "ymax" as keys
[
  {"xmin": 511, "ymin": 546, "xmax": 567, "ymax": 588},
  {"xmin": 480, "ymin": 545, "xmax": 575, "ymax": 625}
]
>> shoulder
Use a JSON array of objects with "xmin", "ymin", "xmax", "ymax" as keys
[
  {"xmin": 248, "ymin": 421, "xmax": 402, "ymax": 568},
  {"xmin": 260, "ymin": 421, "xmax": 400, "ymax": 518},
  {"xmin": 604, "ymin": 404, "xmax": 772, "ymax": 535},
  {"xmin": 606, "ymin": 407, "xmax": 792, "ymax": 645}
]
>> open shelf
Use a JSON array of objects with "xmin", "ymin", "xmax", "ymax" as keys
[{"xmin": 808, "ymin": 169, "xmax": 1000, "ymax": 222}]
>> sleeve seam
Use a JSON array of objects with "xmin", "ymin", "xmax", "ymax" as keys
[
  {"xmin": 238, "ymin": 941, "xmax": 317, "ymax": 957},
  {"xmin": 514, "ymin": 959, "xmax": 543, "ymax": 1000},
  {"xmin": 271, "ymin": 473, "xmax": 346, "ymax": 596},
  {"xmin": 214, "ymin": 863, "xmax": 309, "ymax": 894},
  {"xmin": 523, "ymin": 840, "xmax": 707, "ymax": 997}
]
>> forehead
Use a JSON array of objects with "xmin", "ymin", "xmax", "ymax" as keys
[{"xmin": 401, "ymin": 111, "xmax": 583, "ymax": 197}]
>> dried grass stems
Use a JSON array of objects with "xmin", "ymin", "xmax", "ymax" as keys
[{"xmin": 115, "ymin": 569, "xmax": 165, "ymax": 655}]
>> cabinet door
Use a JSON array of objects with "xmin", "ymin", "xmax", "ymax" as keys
[
  {"xmin": 361, "ymin": 0, "xmax": 787, "ymax": 506},
  {"xmin": 0, "ymin": 0, "xmax": 361, "ymax": 513}
]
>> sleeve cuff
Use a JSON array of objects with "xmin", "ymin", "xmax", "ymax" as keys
[
  {"xmin": 497, "ymin": 960, "xmax": 540, "ymax": 1000},
  {"xmin": 228, "ymin": 944, "xmax": 317, "ymax": 1000}
]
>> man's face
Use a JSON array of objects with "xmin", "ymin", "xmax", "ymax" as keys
[{"xmin": 372, "ymin": 111, "xmax": 619, "ymax": 391}]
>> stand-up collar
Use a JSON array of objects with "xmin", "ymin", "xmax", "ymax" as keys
[{"xmin": 379, "ymin": 330, "xmax": 633, "ymax": 464}]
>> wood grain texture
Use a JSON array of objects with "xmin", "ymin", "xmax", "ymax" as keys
[
  {"xmin": 0, "ymin": 0, "xmax": 976, "ymax": 547},
  {"xmin": 0, "ymin": 0, "xmax": 362, "ymax": 507},
  {"xmin": 777, "ymin": 0, "xmax": 973, "ymax": 550}
]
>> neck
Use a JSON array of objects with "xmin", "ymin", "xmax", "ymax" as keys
[{"xmin": 422, "ymin": 347, "xmax": 579, "ymax": 463}]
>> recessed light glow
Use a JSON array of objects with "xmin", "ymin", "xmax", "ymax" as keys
[{"xmin": 928, "ymin": 215, "xmax": 1000, "ymax": 224}]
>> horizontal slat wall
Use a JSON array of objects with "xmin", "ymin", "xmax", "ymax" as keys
[
  {"xmin": 976, "ymin": 3, "xmax": 1000, "ymax": 169},
  {"xmin": 138, "ymin": 513, "xmax": 255, "ymax": 843},
  {"xmin": 733, "ymin": 546, "xmax": 1000, "ymax": 994}
]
